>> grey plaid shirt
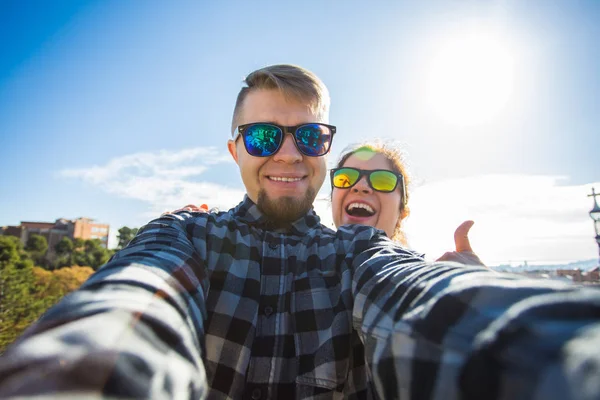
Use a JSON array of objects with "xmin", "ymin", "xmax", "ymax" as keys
[{"xmin": 1, "ymin": 196, "xmax": 599, "ymax": 400}]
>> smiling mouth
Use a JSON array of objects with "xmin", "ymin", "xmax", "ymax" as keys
[
  {"xmin": 346, "ymin": 202, "xmax": 376, "ymax": 217},
  {"xmin": 267, "ymin": 176, "xmax": 304, "ymax": 182}
]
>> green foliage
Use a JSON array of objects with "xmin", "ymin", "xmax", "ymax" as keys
[
  {"xmin": 25, "ymin": 234, "xmax": 48, "ymax": 268},
  {"xmin": 0, "ymin": 236, "xmax": 22, "ymax": 264},
  {"xmin": 53, "ymin": 237, "xmax": 74, "ymax": 269},
  {"xmin": 0, "ymin": 261, "xmax": 48, "ymax": 352},
  {"xmin": 73, "ymin": 238, "xmax": 85, "ymax": 249},
  {"xmin": 25, "ymin": 234, "xmax": 48, "ymax": 253},
  {"xmin": 50, "ymin": 238, "xmax": 114, "ymax": 270},
  {"xmin": 0, "ymin": 262, "xmax": 93, "ymax": 354},
  {"xmin": 55, "ymin": 237, "xmax": 73, "ymax": 255},
  {"xmin": 69, "ymin": 239, "xmax": 112, "ymax": 270},
  {"xmin": 0, "ymin": 236, "xmax": 89, "ymax": 353},
  {"xmin": 117, "ymin": 226, "xmax": 139, "ymax": 250},
  {"xmin": 0, "ymin": 225, "xmax": 136, "ymax": 351}
]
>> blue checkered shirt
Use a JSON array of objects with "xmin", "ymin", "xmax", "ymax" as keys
[{"xmin": 1, "ymin": 195, "xmax": 599, "ymax": 400}]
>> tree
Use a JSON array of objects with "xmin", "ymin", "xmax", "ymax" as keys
[
  {"xmin": 117, "ymin": 226, "xmax": 138, "ymax": 250},
  {"xmin": 84, "ymin": 239, "xmax": 111, "ymax": 270},
  {"xmin": 54, "ymin": 237, "xmax": 74, "ymax": 268},
  {"xmin": 0, "ymin": 236, "xmax": 21, "ymax": 265},
  {"xmin": 25, "ymin": 234, "xmax": 48, "ymax": 253},
  {"xmin": 0, "ymin": 261, "xmax": 41, "ymax": 350},
  {"xmin": 0, "ymin": 237, "xmax": 39, "ymax": 352},
  {"xmin": 73, "ymin": 238, "xmax": 85, "ymax": 250},
  {"xmin": 33, "ymin": 265, "xmax": 94, "ymax": 298},
  {"xmin": 0, "ymin": 263, "xmax": 94, "ymax": 353},
  {"xmin": 68, "ymin": 239, "xmax": 111, "ymax": 270},
  {"xmin": 55, "ymin": 237, "xmax": 73, "ymax": 255},
  {"xmin": 0, "ymin": 234, "xmax": 100, "ymax": 353},
  {"xmin": 24, "ymin": 234, "xmax": 48, "ymax": 267}
]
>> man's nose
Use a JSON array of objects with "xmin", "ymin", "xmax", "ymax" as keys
[
  {"xmin": 352, "ymin": 176, "xmax": 372, "ymax": 194},
  {"xmin": 273, "ymin": 133, "xmax": 302, "ymax": 163}
]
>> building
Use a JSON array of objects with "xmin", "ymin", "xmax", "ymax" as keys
[
  {"xmin": 1, "ymin": 218, "xmax": 110, "ymax": 257},
  {"xmin": 556, "ymin": 268, "xmax": 600, "ymax": 284}
]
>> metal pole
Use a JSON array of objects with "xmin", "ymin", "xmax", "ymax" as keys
[{"xmin": 589, "ymin": 188, "xmax": 600, "ymax": 266}]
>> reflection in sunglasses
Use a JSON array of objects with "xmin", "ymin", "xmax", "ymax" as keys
[{"xmin": 334, "ymin": 174, "xmax": 353, "ymax": 187}]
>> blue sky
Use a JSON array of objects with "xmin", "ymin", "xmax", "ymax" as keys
[{"xmin": 1, "ymin": 0, "xmax": 599, "ymax": 265}]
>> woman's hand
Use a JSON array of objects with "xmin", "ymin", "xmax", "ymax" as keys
[
  {"xmin": 436, "ymin": 220, "xmax": 486, "ymax": 267},
  {"xmin": 162, "ymin": 204, "xmax": 209, "ymax": 216}
]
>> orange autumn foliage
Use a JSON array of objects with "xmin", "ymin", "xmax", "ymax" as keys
[{"xmin": 32, "ymin": 265, "xmax": 95, "ymax": 296}]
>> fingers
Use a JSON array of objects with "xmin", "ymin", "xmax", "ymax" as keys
[
  {"xmin": 436, "ymin": 220, "xmax": 487, "ymax": 267},
  {"xmin": 454, "ymin": 220, "xmax": 474, "ymax": 253},
  {"xmin": 162, "ymin": 204, "xmax": 210, "ymax": 216}
]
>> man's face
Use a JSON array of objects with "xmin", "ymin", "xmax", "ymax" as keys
[{"xmin": 228, "ymin": 89, "xmax": 328, "ymax": 223}]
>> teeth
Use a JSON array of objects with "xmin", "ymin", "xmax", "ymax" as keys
[
  {"xmin": 347, "ymin": 202, "xmax": 375, "ymax": 214},
  {"xmin": 270, "ymin": 176, "xmax": 302, "ymax": 182}
]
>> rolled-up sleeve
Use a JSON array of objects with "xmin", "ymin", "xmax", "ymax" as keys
[
  {"xmin": 0, "ymin": 213, "xmax": 210, "ymax": 400},
  {"xmin": 351, "ymin": 234, "xmax": 600, "ymax": 400}
]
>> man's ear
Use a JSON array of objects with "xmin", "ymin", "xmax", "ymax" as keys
[{"xmin": 227, "ymin": 140, "xmax": 239, "ymax": 163}]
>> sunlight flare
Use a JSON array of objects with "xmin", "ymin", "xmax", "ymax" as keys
[{"xmin": 424, "ymin": 31, "xmax": 516, "ymax": 126}]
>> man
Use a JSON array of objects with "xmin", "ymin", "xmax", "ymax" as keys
[{"xmin": 0, "ymin": 64, "xmax": 599, "ymax": 400}]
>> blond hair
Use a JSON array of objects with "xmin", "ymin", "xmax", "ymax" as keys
[
  {"xmin": 231, "ymin": 64, "xmax": 330, "ymax": 134},
  {"xmin": 334, "ymin": 141, "xmax": 411, "ymax": 245}
]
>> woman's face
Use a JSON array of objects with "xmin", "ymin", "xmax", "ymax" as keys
[{"xmin": 331, "ymin": 151, "xmax": 404, "ymax": 238}]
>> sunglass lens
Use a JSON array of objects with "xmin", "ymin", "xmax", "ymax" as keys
[
  {"xmin": 370, "ymin": 170, "xmax": 398, "ymax": 192},
  {"xmin": 295, "ymin": 124, "xmax": 332, "ymax": 156},
  {"xmin": 243, "ymin": 124, "xmax": 283, "ymax": 156},
  {"xmin": 333, "ymin": 168, "xmax": 360, "ymax": 188}
]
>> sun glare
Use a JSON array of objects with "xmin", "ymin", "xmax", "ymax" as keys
[{"xmin": 424, "ymin": 32, "xmax": 516, "ymax": 126}]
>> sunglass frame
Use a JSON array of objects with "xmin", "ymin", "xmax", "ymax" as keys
[
  {"xmin": 233, "ymin": 122, "xmax": 336, "ymax": 157},
  {"xmin": 330, "ymin": 167, "xmax": 407, "ymax": 204}
]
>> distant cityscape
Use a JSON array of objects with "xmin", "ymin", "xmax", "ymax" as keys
[
  {"xmin": 491, "ymin": 259, "xmax": 599, "ymax": 285},
  {"xmin": 1, "ymin": 217, "xmax": 110, "ymax": 259}
]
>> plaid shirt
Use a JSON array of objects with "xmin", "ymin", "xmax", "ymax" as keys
[{"xmin": 1, "ymin": 196, "xmax": 599, "ymax": 400}]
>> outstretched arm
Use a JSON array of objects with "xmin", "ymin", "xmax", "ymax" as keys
[
  {"xmin": 0, "ymin": 214, "xmax": 210, "ymax": 399},
  {"xmin": 350, "ymin": 231, "xmax": 600, "ymax": 400}
]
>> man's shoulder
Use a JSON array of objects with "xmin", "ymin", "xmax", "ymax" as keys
[
  {"xmin": 142, "ymin": 209, "xmax": 240, "ymax": 237},
  {"xmin": 311, "ymin": 222, "xmax": 337, "ymax": 236}
]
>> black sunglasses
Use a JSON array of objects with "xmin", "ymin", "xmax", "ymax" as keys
[
  {"xmin": 233, "ymin": 122, "xmax": 336, "ymax": 157},
  {"xmin": 330, "ymin": 167, "xmax": 407, "ymax": 203}
]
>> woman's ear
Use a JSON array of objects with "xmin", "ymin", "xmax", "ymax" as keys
[{"xmin": 399, "ymin": 205, "xmax": 410, "ymax": 221}]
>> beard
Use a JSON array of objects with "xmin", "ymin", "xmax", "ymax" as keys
[{"xmin": 256, "ymin": 187, "xmax": 316, "ymax": 227}]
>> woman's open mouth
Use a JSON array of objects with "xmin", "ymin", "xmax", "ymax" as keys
[{"xmin": 345, "ymin": 202, "xmax": 376, "ymax": 218}]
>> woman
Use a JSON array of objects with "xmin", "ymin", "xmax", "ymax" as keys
[
  {"xmin": 330, "ymin": 141, "xmax": 482, "ymax": 264},
  {"xmin": 330, "ymin": 141, "xmax": 410, "ymax": 245}
]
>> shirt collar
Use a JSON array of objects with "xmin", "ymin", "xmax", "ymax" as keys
[{"xmin": 233, "ymin": 195, "xmax": 321, "ymax": 235}]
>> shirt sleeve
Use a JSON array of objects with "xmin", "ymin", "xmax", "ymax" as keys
[
  {"xmin": 0, "ymin": 213, "xmax": 210, "ymax": 400},
  {"xmin": 350, "ymin": 231, "xmax": 600, "ymax": 400}
]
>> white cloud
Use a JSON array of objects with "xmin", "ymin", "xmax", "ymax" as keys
[
  {"xmin": 60, "ymin": 147, "xmax": 246, "ymax": 246},
  {"xmin": 404, "ymin": 175, "xmax": 600, "ymax": 265}
]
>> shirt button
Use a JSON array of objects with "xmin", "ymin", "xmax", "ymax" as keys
[
  {"xmin": 264, "ymin": 306, "xmax": 274, "ymax": 317},
  {"xmin": 268, "ymin": 243, "xmax": 277, "ymax": 250},
  {"xmin": 251, "ymin": 388, "xmax": 262, "ymax": 400}
]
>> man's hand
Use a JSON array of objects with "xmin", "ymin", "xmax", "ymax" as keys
[
  {"xmin": 436, "ymin": 220, "xmax": 486, "ymax": 266},
  {"xmin": 162, "ymin": 204, "xmax": 209, "ymax": 216}
]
